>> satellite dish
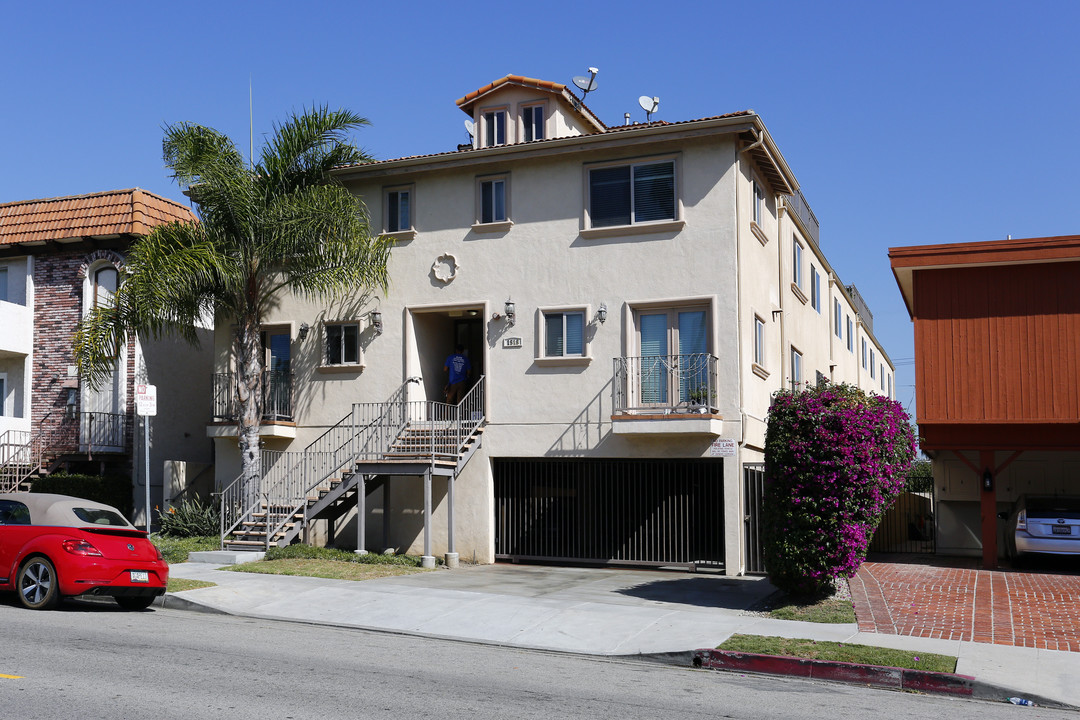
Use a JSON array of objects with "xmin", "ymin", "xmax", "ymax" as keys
[
  {"xmin": 572, "ymin": 67, "xmax": 599, "ymax": 100},
  {"xmin": 464, "ymin": 119, "xmax": 476, "ymax": 139},
  {"xmin": 638, "ymin": 95, "xmax": 659, "ymax": 121}
]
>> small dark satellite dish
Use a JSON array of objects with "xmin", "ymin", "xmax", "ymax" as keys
[
  {"xmin": 638, "ymin": 95, "xmax": 659, "ymax": 122},
  {"xmin": 572, "ymin": 67, "xmax": 599, "ymax": 101}
]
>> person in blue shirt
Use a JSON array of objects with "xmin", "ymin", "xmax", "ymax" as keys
[{"xmin": 443, "ymin": 345, "xmax": 471, "ymax": 404}]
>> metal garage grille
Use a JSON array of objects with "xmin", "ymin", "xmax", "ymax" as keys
[
  {"xmin": 743, "ymin": 463, "xmax": 767, "ymax": 574},
  {"xmin": 869, "ymin": 490, "xmax": 936, "ymax": 554},
  {"xmin": 494, "ymin": 458, "xmax": 724, "ymax": 569}
]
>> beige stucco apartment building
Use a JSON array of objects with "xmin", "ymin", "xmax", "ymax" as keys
[{"xmin": 209, "ymin": 76, "xmax": 894, "ymax": 574}]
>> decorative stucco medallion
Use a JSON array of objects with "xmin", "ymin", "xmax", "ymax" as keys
[{"xmin": 432, "ymin": 253, "xmax": 459, "ymax": 283}]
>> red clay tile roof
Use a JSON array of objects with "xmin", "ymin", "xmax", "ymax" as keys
[
  {"xmin": 334, "ymin": 110, "xmax": 758, "ymax": 171},
  {"xmin": 0, "ymin": 189, "xmax": 195, "ymax": 246},
  {"xmin": 455, "ymin": 75, "xmax": 568, "ymax": 107}
]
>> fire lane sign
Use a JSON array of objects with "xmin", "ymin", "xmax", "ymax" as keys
[{"xmin": 135, "ymin": 384, "xmax": 157, "ymax": 417}]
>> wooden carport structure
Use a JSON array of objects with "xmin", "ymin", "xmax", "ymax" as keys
[{"xmin": 890, "ymin": 235, "xmax": 1080, "ymax": 568}]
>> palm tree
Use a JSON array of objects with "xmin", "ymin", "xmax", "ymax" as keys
[{"xmin": 74, "ymin": 107, "xmax": 390, "ymax": 496}]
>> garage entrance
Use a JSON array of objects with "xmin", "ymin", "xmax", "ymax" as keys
[{"xmin": 494, "ymin": 458, "xmax": 724, "ymax": 569}]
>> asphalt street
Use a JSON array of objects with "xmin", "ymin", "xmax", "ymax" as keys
[{"xmin": 2, "ymin": 596, "xmax": 1071, "ymax": 720}]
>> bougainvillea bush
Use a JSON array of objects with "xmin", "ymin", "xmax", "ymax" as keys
[{"xmin": 762, "ymin": 383, "xmax": 916, "ymax": 597}]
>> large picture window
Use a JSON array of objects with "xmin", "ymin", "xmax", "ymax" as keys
[{"xmin": 589, "ymin": 160, "xmax": 676, "ymax": 228}]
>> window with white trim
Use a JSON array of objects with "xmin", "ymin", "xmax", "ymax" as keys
[
  {"xmin": 477, "ymin": 176, "xmax": 508, "ymax": 224},
  {"xmin": 588, "ymin": 159, "xmax": 676, "ymax": 228},
  {"xmin": 846, "ymin": 315, "xmax": 854, "ymax": 352},
  {"xmin": 790, "ymin": 347, "xmax": 803, "ymax": 392},
  {"xmin": 888, "ymin": 374, "xmax": 892, "ymax": 398},
  {"xmin": 0, "ymin": 266, "xmax": 7, "ymax": 303},
  {"xmin": 870, "ymin": 349, "xmax": 877, "ymax": 379},
  {"xmin": 834, "ymin": 299, "xmax": 842, "ymax": 338},
  {"xmin": 385, "ymin": 186, "xmax": 412, "ymax": 233},
  {"xmin": 792, "ymin": 236, "xmax": 804, "ymax": 289},
  {"xmin": 544, "ymin": 311, "xmax": 585, "ymax": 357},
  {"xmin": 324, "ymin": 322, "xmax": 361, "ymax": 366},
  {"xmin": 880, "ymin": 364, "xmax": 885, "ymax": 390},
  {"xmin": 810, "ymin": 265, "xmax": 821, "ymax": 312},
  {"xmin": 753, "ymin": 315, "xmax": 765, "ymax": 367},
  {"xmin": 861, "ymin": 338, "xmax": 868, "ymax": 369},
  {"xmin": 522, "ymin": 105, "xmax": 544, "ymax": 142},
  {"xmin": 752, "ymin": 179, "xmax": 765, "ymax": 226},
  {"xmin": 483, "ymin": 109, "xmax": 507, "ymax": 147}
]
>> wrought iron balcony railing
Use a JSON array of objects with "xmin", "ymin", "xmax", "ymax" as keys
[
  {"xmin": 613, "ymin": 353, "xmax": 719, "ymax": 414},
  {"xmin": 212, "ymin": 371, "xmax": 294, "ymax": 422}
]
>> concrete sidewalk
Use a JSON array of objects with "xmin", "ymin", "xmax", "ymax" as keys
[{"xmin": 164, "ymin": 560, "xmax": 1080, "ymax": 708}]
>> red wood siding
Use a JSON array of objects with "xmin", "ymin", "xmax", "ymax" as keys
[{"xmin": 913, "ymin": 262, "xmax": 1080, "ymax": 425}]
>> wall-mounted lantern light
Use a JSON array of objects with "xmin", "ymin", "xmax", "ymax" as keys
[
  {"xmin": 982, "ymin": 469, "xmax": 993, "ymax": 492},
  {"xmin": 297, "ymin": 322, "xmax": 310, "ymax": 341},
  {"xmin": 370, "ymin": 310, "xmax": 383, "ymax": 336},
  {"xmin": 504, "ymin": 298, "xmax": 516, "ymax": 327},
  {"xmin": 596, "ymin": 302, "xmax": 608, "ymax": 324}
]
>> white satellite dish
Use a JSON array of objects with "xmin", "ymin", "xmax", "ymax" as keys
[
  {"xmin": 638, "ymin": 95, "xmax": 659, "ymax": 121},
  {"xmin": 572, "ymin": 67, "xmax": 599, "ymax": 100},
  {"xmin": 464, "ymin": 119, "xmax": 476, "ymax": 139}
]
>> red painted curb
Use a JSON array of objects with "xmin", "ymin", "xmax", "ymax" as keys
[{"xmin": 693, "ymin": 649, "xmax": 975, "ymax": 696}]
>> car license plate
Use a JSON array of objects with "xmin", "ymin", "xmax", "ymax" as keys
[
  {"xmin": 130, "ymin": 571, "xmax": 150, "ymax": 583},
  {"xmin": 1052, "ymin": 526, "xmax": 1071, "ymax": 535}
]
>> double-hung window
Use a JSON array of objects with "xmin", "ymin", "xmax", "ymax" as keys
[
  {"xmin": 325, "ymin": 323, "xmax": 360, "ymax": 366},
  {"xmin": 753, "ymin": 315, "xmax": 765, "ymax": 367},
  {"xmin": 588, "ymin": 159, "xmax": 676, "ymax": 228},
  {"xmin": 478, "ymin": 176, "xmax": 508, "ymax": 224},
  {"xmin": 880, "ymin": 365, "xmax": 885, "ymax": 390},
  {"xmin": 483, "ymin": 109, "xmax": 507, "ymax": 146},
  {"xmin": 522, "ymin": 105, "xmax": 544, "ymax": 142},
  {"xmin": 846, "ymin": 315, "xmax": 854, "ymax": 352},
  {"xmin": 792, "ymin": 236, "xmax": 804, "ymax": 289},
  {"xmin": 862, "ymin": 338, "xmax": 868, "ymax": 369},
  {"xmin": 752, "ymin": 179, "xmax": 765, "ymax": 226},
  {"xmin": 385, "ymin": 187, "xmax": 411, "ymax": 233},
  {"xmin": 870, "ymin": 349, "xmax": 877, "ymax": 379},
  {"xmin": 544, "ymin": 311, "xmax": 585, "ymax": 357},
  {"xmin": 810, "ymin": 265, "xmax": 821, "ymax": 312},
  {"xmin": 834, "ymin": 299, "xmax": 842, "ymax": 338},
  {"xmin": 790, "ymin": 347, "xmax": 803, "ymax": 392}
]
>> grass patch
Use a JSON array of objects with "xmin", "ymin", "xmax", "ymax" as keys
[
  {"xmin": 151, "ymin": 535, "xmax": 219, "ymax": 564},
  {"xmin": 261, "ymin": 543, "xmax": 430, "ymax": 567},
  {"xmin": 225, "ymin": 558, "xmax": 429, "ymax": 581},
  {"xmin": 768, "ymin": 595, "xmax": 856, "ymax": 623},
  {"xmin": 167, "ymin": 578, "xmax": 216, "ymax": 593},
  {"xmin": 719, "ymin": 634, "xmax": 956, "ymax": 673}
]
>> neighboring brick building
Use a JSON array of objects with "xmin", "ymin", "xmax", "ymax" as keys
[{"xmin": 0, "ymin": 189, "xmax": 214, "ymax": 522}]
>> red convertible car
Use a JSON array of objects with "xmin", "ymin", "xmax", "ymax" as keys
[{"xmin": 0, "ymin": 493, "xmax": 169, "ymax": 610}]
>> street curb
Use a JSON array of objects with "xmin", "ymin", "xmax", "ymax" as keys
[
  {"xmin": 156, "ymin": 592, "xmax": 230, "ymax": 615},
  {"xmin": 690, "ymin": 649, "xmax": 1073, "ymax": 708}
]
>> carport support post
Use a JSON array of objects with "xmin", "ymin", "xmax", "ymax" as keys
[
  {"xmin": 445, "ymin": 474, "xmax": 458, "ymax": 568},
  {"xmin": 355, "ymin": 474, "xmax": 367, "ymax": 556},
  {"xmin": 980, "ymin": 450, "xmax": 998, "ymax": 569},
  {"xmin": 421, "ymin": 472, "xmax": 435, "ymax": 568}
]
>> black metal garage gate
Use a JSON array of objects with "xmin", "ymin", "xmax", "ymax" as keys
[{"xmin": 494, "ymin": 458, "xmax": 724, "ymax": 569}]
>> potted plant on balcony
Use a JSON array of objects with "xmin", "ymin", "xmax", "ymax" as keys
[{"xmin": 686, "ymin": 385, "xmax": 715, "ymax": 414}]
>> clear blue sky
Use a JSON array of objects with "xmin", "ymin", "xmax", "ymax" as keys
[{"xmin": 4, "ymin": 0, "xmax": 1079, "ymax": 416}]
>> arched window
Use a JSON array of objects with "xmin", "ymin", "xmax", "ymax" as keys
[{"xmin": 94, "ymin": 266, "xmax": 118, "ymax": 308}]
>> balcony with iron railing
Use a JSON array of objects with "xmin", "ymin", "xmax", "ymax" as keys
[
  {"xmin": 208, "ymin": 371, "xmax": 296, "ymax": 438},
  {"xmin": 612, "ymin": 353, "xmax": 724, "ymax": 436}
]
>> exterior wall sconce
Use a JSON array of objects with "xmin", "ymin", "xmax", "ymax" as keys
[
  {"xmin": 982, "ymin": 469, "xmax": 993, "ymax": 491},
  {"xmin": 596, "ymin": 302, "xmax": 608, "ymax": 324},
  {"xmin": 504, "ymin": 299, "xmax": 516, "ymax": 327},
  {"xmin": 370, "ymin": 310, "xmax": 383, "ymax": 335},
  {"xmin": 65, "ymin": 388, "xmax": 77, "ymax": 419},
  {"xmin": 297, "ymin": 322, "xmax": 310, "ymax": 341}
]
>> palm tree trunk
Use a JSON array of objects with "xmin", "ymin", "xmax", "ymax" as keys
[{"xmin": 234, "ymin": 315, "xmax": 264, "ymax": 503}]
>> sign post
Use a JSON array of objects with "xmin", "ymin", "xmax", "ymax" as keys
[{"xmin": 135, "ymin": 384, "xmax": 157, "ymax": 532}]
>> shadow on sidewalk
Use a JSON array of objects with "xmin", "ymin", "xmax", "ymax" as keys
[{"xmin": 615, "ymin": 576, "xmax": 774, "ymax": 610}]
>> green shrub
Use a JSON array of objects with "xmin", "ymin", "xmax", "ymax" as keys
[
  {"xmin": 763, "ymin": 383, "xmax": 916, "ymax": 598},
  {"xmin": 263, "ymin": 543, "xmax": 427, "ymax": 567},
  {"xmin": 31, "ymin": 473, "xmax": 133, "ymax": 518},
  {"xmin": 151, "ymin": 534, "xmax": 219, "ymax": 564},
  {"xmin": 904, "ymin": 459, "xmax": 933, "ymax": 493},
  {"xmin": 159, "ymin": 495, "xmax": 220, "ymax": 538}
]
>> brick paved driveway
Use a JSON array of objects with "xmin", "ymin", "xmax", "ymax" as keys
[{"xmin": 849, "ymin": 556, "xmax": 1080, "ymax": 652}]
